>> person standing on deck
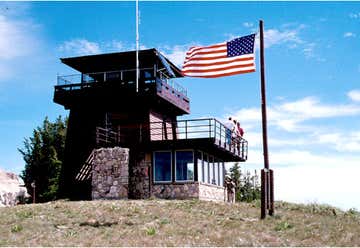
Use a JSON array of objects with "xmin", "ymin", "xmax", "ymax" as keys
[
  {"xmin": 236, "ymin": 121, "xmax": 244, "ymax": 137},
  {"xmin": 225, "ymin": 117, "xmax": 234, "ymax": 147}
]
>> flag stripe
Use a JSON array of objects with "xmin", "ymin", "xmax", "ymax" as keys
[
  {"xmin": 186, "ymin": 43, "xmax": 225, "ymax": 55},
  {"xmin": 186, "ymin": 48, "xmax": 227, "ymax": 57},
  {"xmin": 183, "ymin": 69, "xmax": 256, "ymax": 78},
  {"xmin": 183, "ymin": 64, "xmax": 255, "ymax": 74},
  {"xmin": 183, "ymin": 61, "xmax": 255, "ymax": 72},
  {"xmin": 183, "ymin": 55, "xmax": 254, "ymax": 67},
  {"xmin": 182, "ymin": 34, "xmax": 256, "ymax": 78}
]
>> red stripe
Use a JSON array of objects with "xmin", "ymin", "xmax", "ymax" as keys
[
  {"xmin": 182, "ymin": 63, "xmax": 254, "ymax": 73},
  {"xmin": 183, "ymin": 56, "xmax": 254, "ymax": 68},
  {"xmin": 186, "ymin": 43, "xmax": 225, "ymax": 55},
  {"xmin": 183, "ymin": 69, "xmax": 256, "ymax": 78},
  {"xmin": 186, "ymin": 48, "xmax": 227, "ymax": 57},
  {"xmin": 184, "ymin": 55, "xmax": 228, "ymax": 61}
]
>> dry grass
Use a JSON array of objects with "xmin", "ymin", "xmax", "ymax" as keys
[{"xmin": 0, "ymin": 199, "xmax": 359, "ymax": 246}]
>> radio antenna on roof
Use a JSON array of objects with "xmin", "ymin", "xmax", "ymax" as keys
[{"xmin": 135, "ymin": 0, "xmax": 140, "ymax": 93}]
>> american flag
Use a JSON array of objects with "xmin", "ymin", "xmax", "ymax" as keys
[{"xmin": 182, "ymin": 34, "xmax": 256, "ymax": 78}]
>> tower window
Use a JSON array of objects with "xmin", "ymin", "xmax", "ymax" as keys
[
  {"xmin": 153, "ymin": 151, "xmax": 172, "ymax": 182},
  {"xmin": 175, "ymin": 150, "xmax": 194, "ymax": 181}
]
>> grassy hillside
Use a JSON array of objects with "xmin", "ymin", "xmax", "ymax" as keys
[{"xmin": 0, "ymin": 199, "xmax": 359, "ymax": 246}]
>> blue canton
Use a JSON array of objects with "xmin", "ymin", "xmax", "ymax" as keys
[{"xmin": 227, "ymin": 34, "xmax": 255, "ymax": 57}]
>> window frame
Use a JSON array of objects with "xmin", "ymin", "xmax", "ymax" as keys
[
  {"xmin": 175, "ymin": 149, "xmax": 195, "ymax": 182},
  {"xmin": 153, "ymin": 150, "xmax": 172, "ymax": 183}
]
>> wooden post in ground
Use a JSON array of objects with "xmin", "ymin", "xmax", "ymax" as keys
[
  {"xmin": 269, "ymin": 169, "xmax": 274, "ymax": 215},
  {"xmin": 261, "ymin": 169, "xmax": 267, "ymax": 219},
  {"xmin": 259, "ymin": 20, "xmax": 274, "ymax": 219}
]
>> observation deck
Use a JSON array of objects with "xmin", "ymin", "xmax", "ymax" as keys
[
  {"xmin": 95, "ymin": 118, "xmax": 248, "ymax": 162},
  {"xmin": 53, "ymin": 49, "xmax": 190, "ymax": 115}
]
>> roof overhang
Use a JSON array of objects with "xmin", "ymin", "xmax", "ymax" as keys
[{"xmin": 60, "ymin": 48, "xmax": 184, "ymax": 78}]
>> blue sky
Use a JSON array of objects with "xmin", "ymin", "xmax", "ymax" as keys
[{"xmin": 1, "ymin": 1, "xmax": 360, "ymax": 210}]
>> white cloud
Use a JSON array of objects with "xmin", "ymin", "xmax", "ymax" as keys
[
  {"xmin": 158, "ymin": 43, "xmax": 199, "ymax": 68},
  {"xmin": 243, "ymin": 22, "xmax": 254, "ymax": 28},
  {"xmin": 231, "ymin": 94, "xmax": 360, "ymax": 133},
  {"xmin": 242, "ymin": 148, "xmax": 360, "ymax": 210},
  {"xmin": 302, "ymin": 42, "xmax": 316, "ymax": 58},
  {"xmin": 225, "ymin": 90, "xmax": 360, "ymax": 209},
  {"xmin": 0, "ymin": 14, "xmax": 40, "ymax": 81},
  {"xmin": 162, "ymin": 45, "xmax": 188, "ymax": 67},
  {"xmin": 348, "ymin": 90, "xmax": 360, "ymax": 102},
  {"xmin": 275, "ymin": 163, "xmax": 360, "ymax": 210},
  {"xmin": 59, "ymin": 39, "xmax": 101, "ymax": 56},
  {"xmin": 0, "ymin": 15, "xmax": 38, "ymax": 59},
  {"xmin": 107, "ymin": 40, "xmax": 124, "ymax": 51},
  {"xmin": 344, "ymin": 32, "xmax": 356, "ymax": 38},
  {"xmin": 349, "ymin": 12, "xmax": 360, "ymax": 19},
  {"xmin": 262, "ymin": 28, "xmax": 303, "ymax": 49}
]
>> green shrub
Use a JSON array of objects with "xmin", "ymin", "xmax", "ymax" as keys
[
  {"xmin": 275, "ymin": 221, "xmax": 293, "ymax": 231},
  {"xmin": 146, "ymin": 227, "xmax": 156, "ymax": 236},
  {"xmin": 11, "ymin": 225, "xmax": 23, "ymax": 233}
]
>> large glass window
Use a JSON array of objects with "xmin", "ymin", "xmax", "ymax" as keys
[
  {"xmin": 219, "ymin": 162, "xmax": 224, "ymax": 186},
  {"xmin": 209, "ymin": 156, "xmax": 214, "ymax": 184},
  {"xmin": 203, "ymin": 153, "xmax": 209, "ymax": 183},
  {"xmin": 196, "ymin": 151, "xmax": 203, "ymax": 182},
  {"xmin": 176, "ymin": 151, "xmax": 194, "ymax": 181},
  {"xmin": 214, "ymin": 161, "xmax": 219, "ymax": 185},
  {"xmin": 154, "ymin": 151, "xmax": 172, "ymax": 182}
]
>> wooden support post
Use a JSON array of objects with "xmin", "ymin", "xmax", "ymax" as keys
[
  {"xmin": 260, "ymin": 19, "xmax": 273, "ymax": 219},
  {"xmin": 261, "ymin": 169, "xmax": 267, "ymax": 219},
  {"xmin": 269, "ymin": 169, "xmax": 275, "ymax": 216}
]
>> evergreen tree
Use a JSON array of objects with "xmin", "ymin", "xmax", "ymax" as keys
[
  {"xmin": 19, "ymin": 116, "xmax": 67, "ymax": 202},
  {"xmin": 229, "ymin": 162, "xmax": 242, "ymax": 201},
  {"xmin": 229, "ymin": 163, "xmax": 261, "ymax": 202}
]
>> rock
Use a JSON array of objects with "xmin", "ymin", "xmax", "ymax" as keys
[{"xmin": 0, "ymin": 168, "xmax": 30, "ymax": 206}]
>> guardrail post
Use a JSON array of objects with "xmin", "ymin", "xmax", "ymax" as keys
[
  {"xmin": 219, "ymin": 121, "xmax": 222, "ymax": 146},
  {"xmin": 209, "ymin": 119, "xmax": 211, "ymax": 138}
]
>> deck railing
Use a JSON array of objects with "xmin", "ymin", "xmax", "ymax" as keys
[
  {"xmin": 56, "ymin": 68, "xmax": 187, "ymax": 96},
  {"xmin": 150, "ymin": 118, "xmax": 248, "ymax": 159},
  {"xmin": 95, "ymin": 127, "xmax": 122, "ymax": 148}
]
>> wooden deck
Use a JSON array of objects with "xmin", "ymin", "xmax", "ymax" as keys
[{"xmin": 54, "ymin": 70, "xmax": 190, "ymax": 114}]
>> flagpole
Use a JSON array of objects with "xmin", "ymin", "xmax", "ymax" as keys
[
  {"xmin": 259, "ymin": 20, "xmax": 274, "ymax": 219},
  {"xmin": 136, "ymin": 0, "xmax": 139, "ymax": 93}
]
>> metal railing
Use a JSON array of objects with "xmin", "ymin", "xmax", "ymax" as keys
[
  {"xmin": 95, "ymin": 127, "xmax": 122, "ymax": 148},
  {"xmin": 56, "ymin": 68, "xmax": 187, "ymax": 96},
  {"xmin": 150, "ymin": 118, "xmax": 248, "ymax": 159}
]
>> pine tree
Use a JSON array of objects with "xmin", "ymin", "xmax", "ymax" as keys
[
  {"xmin": 229, "ymin": 162, "xmax": 242, "ymax": 201},
  {"xmin": 229, "ymin": 163, "xmax": 261, "ymax": 202},
  {"xmin": 19, "ymin": 116, "xmax": 67, "ymax": 202}
]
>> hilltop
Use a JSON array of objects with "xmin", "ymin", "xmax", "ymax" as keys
[{"xmin": 0, "ymin": 199, "xmax": 359, "ymax": 246}]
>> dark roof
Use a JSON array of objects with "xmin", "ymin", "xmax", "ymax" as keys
[{"xmin": 60, "ymin": 48, "xmax": 183, "ymax": 78}]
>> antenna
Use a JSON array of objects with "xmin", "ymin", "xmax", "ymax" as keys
[{"xmin": 136, "ymin": 0, "xmax": 139, "ymax": 93}]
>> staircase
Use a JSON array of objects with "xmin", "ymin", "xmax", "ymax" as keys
[{"xmin": 75, "ymin": 149, "xmax": 96, "ymax": 181}]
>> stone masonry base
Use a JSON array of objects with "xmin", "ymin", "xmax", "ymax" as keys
[{"xmin": 91, "ymin": 147, "xmax": 226, "ymax": 202}]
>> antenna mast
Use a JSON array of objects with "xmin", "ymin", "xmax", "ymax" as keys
[{"xmin": 136, "ymin": 0, "xmax": 139, "ymax": 93}]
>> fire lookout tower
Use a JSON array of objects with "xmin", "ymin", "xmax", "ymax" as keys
[{"xmin": 54, "ymin": 49, "xmax": 248, "ymax": 201}]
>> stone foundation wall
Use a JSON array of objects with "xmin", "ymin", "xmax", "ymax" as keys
[
  {"xmin": 128, "ymin": 152, "xmax": 151, "ymax": 199},
  {"xmin": 152, "ymin": 183, "xmax": 199, "ymax": 199},
  {"xmin": 199, "ymin": 183, "xmax": 226, "ymax": 202},
  {"xmin": 91, "ymin": 147, "xmax": 129, "ymax": 200}
]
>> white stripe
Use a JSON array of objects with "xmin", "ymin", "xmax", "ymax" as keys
[
  {"xmin": 183, "ymin": 65, "xmax": 256, "ymax": 77},
  {"xmin": 185, "ymin": 51, "xmax": 227, "ymax": 61},
  {"xmin": 183, "ymin": 54, "xmax": 254, "ymax": 66},
  {"xmin": 182, "ymin": 60, "xmax": 254, "ymax": 71},
  {"xmin": 186, "ymin": 45, "xmax": 227, "ymax": 57},
  {"xmin": 186, "ymin": 42, "xmax": 226, "ymax": 55}
]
